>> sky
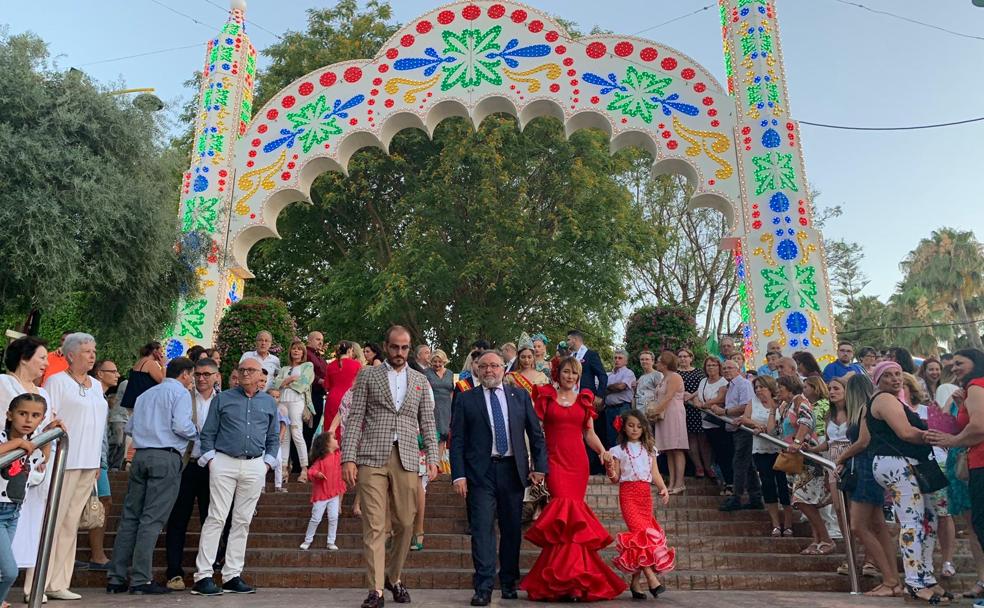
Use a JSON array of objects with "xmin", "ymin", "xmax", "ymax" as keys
[{"xmin": 5, "ymin": 0, "xmax": 983, "ymax": 302}]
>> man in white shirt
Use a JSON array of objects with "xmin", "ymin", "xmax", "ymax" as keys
[
  {"xmin": 164, "ymin": 358, "xmax": 222, "ymax": 590},
  {"xmin": 240, "ymin": 331, "xmax": 280, "ymax": 391}
]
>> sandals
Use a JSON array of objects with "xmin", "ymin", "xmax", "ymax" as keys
[
  {"xmin": 865, "ymin": 583, "xmax": 901, "ymax": 597},
  {"xmin": 906, "ymin": 584, "xmax": 950, "ymax": 604},
  {"xmin": 800, "ymin": 542, "xmax": 820, "ymax": 555},
  {"xmin": 963, "ymin": 580, "xmax": 984, "ymax": 599},
  {"xmin": 409, "ymin": 535, "xmax": 424, "ymax": 551},
  {"xmin": 814, "ymin": 541, "xmax": 835, "ymax": 555},
  {"xmin": 941, "ymin": 561, "xmax": 956, "ymax": 578},
  {"xmin": 782, "ymin": 527, "xmax": 794, "ymax": 537}
]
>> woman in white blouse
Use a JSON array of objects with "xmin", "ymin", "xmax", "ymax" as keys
[{"xmin": 32, "ymin": 333, "xmax": 107, "ymax": 601}]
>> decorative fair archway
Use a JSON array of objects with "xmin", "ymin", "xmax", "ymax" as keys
[{"xmin": 168, "ymin": 0, "xmax": 837, "ymax": 366}]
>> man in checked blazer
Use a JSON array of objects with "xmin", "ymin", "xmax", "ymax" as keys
[{"xmin": 342, "ymin": 325, "xmax": 439, "ymax": 608}]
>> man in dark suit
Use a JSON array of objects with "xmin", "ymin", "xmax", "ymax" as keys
[
  {"xmin": 450, "ymin": 351, "xmax": 547, "ymax": 607},
  {"xmin": 566, "ymin": 330, "xmax": 608, "ymax": 473}
]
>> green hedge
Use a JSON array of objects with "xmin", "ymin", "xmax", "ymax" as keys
[
  {"xmin": 624, "ymin": 305, "xmax": 706, "ymax": 375},
  {"xmin": 214, "ymin": 297, "xmax": 298, "ymax": 378}
]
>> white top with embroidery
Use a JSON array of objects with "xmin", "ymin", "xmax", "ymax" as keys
[{"xmin": 610, "ymin": 442, "xmax": 657, "ymax": 483}]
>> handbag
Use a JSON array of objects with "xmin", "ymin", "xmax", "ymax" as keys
[
  {"xmin": 522, "ymin": 481, "xmax": 550, "ymax": 524},
  {"xmin": 909, "ymin": 459, "xmax": 949, "ymax": 494},
  {"xmin": 837, "ymin": 458, "xmax": 858, "ymax": 493},
  {"xmin": 773, "ymin": 451, "xmax": 804, "ymax": 475},
  {"xmin": 78, "ymin": 484, "xmax": 105, "ymax": 531}
]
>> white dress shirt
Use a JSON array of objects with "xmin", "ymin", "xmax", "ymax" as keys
[
  {"xmin": 386, "ymin": 362, "xmax": 408, "ymax": 443},
  {"xmin": 484, "ymin": 385, "xmax": 512, "ymax": 457},
  {"xmin": 190, "ymin": 390, "xmax": 215, "ymax": 459}
]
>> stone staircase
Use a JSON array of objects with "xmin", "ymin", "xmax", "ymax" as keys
[{"xmin": 66, "ymin": 472, "xmax": 976, "ymax": 593}]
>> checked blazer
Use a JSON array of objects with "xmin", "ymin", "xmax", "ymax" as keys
[{"xmin": 341, "ymin": 363, "xmax": 439, "ymax": 472}]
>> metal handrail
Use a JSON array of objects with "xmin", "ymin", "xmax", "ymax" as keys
[
  {"xmin": 715, "ymin": 414, "xmax": 860, "ymax": 595},
  {"xmin": 0, "ymin": 428, "xmax": 69, "ymax": 608}
]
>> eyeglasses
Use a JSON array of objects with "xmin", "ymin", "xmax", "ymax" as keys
[
  {"xmin": 478, "ymin": 363, "xmax": 503, "ymax": 370},
  {"xmin": 238, "ymin": 368, "xmax": 261, "ymax": 375},
  {"xmin": 98, "ymin": 368, "xmax": 119, "ymax": 374},
  {"xmin": 193, "ymin": 372, "xmax": 215, "ymax": 378}
]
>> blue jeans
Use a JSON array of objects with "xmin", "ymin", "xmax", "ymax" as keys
[{"xmin": 0, "ymin": 502, "xmax": 21, "ymax": 603}]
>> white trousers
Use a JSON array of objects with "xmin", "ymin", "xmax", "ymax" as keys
[
  {"xmin": 279, "ymin": 400, "xmax": 308, "ymax": 467},
  {"xmin": 873, "ymin": 455, "xmax": 938, "ymax": 590},
  {"xmin": 304, "ymin": 496, "xmax": 340, "ymax": 544},
  {"xmin": 275, "ymin": 447, "xmax": 284, "ymax": 488},
  {"xmin": 194, "ymin": 453, "xmax": 266, "ymax": 582}
]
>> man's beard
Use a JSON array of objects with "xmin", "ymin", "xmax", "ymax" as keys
[{"xmin": 480, "ymin": 375, "xmax": 500, "ymax": 389}]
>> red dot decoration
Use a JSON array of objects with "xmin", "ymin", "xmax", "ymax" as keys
[
  {"xmin": 614, "ymin": 41, "xmax": 633, "ymax": 57},
  {"xmin": 549, "ymin": 83, "xmax": 560, "ymax": 93},
  {"xmin": 246, "ymin": 160, "xmax": 254, "ymax": 168},
  {"xmin": 219, "ymin": 170, "xmax": 228, "ymax": 177},
  {"xmin": 710, "ymin": 120, "xmax": 720, "ymax": 127},
  {"xmin": 702, "ymin": 96, "xmax": 714, "ymax": 106},
  {"xmin": 640, "ymin": 47, "xmax": 658, "ymax": 62},
  {"xmin": 438, "ymin": 10, "xmax": 455, "ymax": 24},
  {"xmin": 385, "ymin": 48, "xmax": 399, "ymax": 60},
  {"xmin": 400, "ymin": 35, "xmax": 415, "ymax": 48},
  {"xmin": 384, "ymin": 99, "xmax": 394, "ymax": 108},
  {"xmin": 681, "ymin": 68, "xmax": 695, "ymax": 80},
  {"xmin": 590, "ymin": 96, "xmax": 599, "ymax": 104},
  {"xmin": 694, "ymin": 83, "xmax": 707, "ymax": 93},
  {"xmin": 741, "ymin": 126, "xmax": 751, "ymax": 135},
  {"xmin": 257, "ymin": 124, "xmax": 268, "ymax": 134},
  {"xmin": 248, "ymin": 150, "xmax": 257, "ymax": 158},
  {"xmin": 661, "ymin": 131, "xmax": 671, "ymax": 139},
  {"xmin": 287, "ymin": 162, "xmax": 296, "ymax": 170},
  {"xmin": 786, "ymin": 122, "xmax": 795, "ymax": 131},
  {"xmin": 661, "ymin": 57, "xmax": 677, "ymax": 71},
  {"xmin": 281, "ymin": 172, "xmax": 291, "ymax": 181},
  {"xmin": 667, "ymin": 140, "xmax": 678, "ymax": 150},
  {"xmin": 250, "ymin": 138, "xmax": 261, "ymax": 147},
  {"xmin": 266, "ymin": 109, "xmax": 279, "ymax": 120},
  {"xmin": 378, "ymin": 64, "xmax": 389, "ymax": 73},
  {"xmin": 488, "ymin": 4, "xmax": 505, "ymax": 19},
  {"xmin": 416, "ymin": 20, "xmax": 432, "ymax": 34},
  {"xmin": 753, "ymin": 220, "xmax": 762, "ymax": 230},
  {"xmin": 320, "ymin": 72, "xmax": 336, "ymax": 87},
  {"xmin": 567, "ymin": 69, "xmax": 576, "ymax": 77},
  {"xmin": 563, "ymin": 57, "xmax": 574, "ymax": 66},
  {"xmin": 528, "ymin": 20, "xmax": 543, "ymax": 33},
  {"xmin": 462, "ymin": 4, "xmax": 481, "ymax": 20},
  {"xmin": 555, "ymin": 45, "xmax": 566, "ymax": 55},
  {"xmin": 586, "ymin": 42, "xmax": 606, "ymax": 58},
  {"xmin": 344, "ymin": 67, "xmax": 362, "ymax": 83},
  {"xmin": 511, "ymin": 9, "xmax": 527, "ymax": 23},
  {"xmin": 298, "ymin": 82, "xmax": 314, "ymax": 96},
  {"xmin": 249, "ymin": 213, "xmax": 256, "ymax": 219},
  {"xmin": 281, "ymin": 96, "xmax": 295, "ymax": 109},
  {"xmin": 708, "ymin": 109, "xmax": 718, "ymax": 117},
  {"xmin": 349, "ymin": 118, "xmax": 358, "ymax": 126},
  {"xmin": 546, "ymin": 30, "xmax": 559, "ymax": 42}
]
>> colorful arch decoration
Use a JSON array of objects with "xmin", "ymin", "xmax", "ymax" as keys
[{"xmin": 166, "ymin": 0, "xmax": 837, "ymax": 367}]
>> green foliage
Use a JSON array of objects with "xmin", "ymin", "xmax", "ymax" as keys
[
  {"xmin": 623, "ymin": 305, "xmax": 705, "ymax": 375},
  {"xmin": 0, "ymin": 31, "xmax": 201, "ymax": 354},
  {"xmin": 835, "ymin": 295, "xmax": 888, "ymax": 351},
  {"xmin": 246, "ymin": 3, "xmax": 665, "ymax": 360},
  {"xmin": 214, "ymin": 297, "xmax": 298, "ymax": 378}
]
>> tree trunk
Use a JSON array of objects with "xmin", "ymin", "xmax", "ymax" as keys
[{"xmin": 955, "ymin": 292, "xmax": 984, "ymax": 349}]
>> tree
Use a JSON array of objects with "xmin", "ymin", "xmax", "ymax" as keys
[
  {"xmin": 899, "ymin": 228, "xmax": 984, "ymax": 349},
  {"xmin": 0, "ymin": 31, "xmax": 201, "ymax": 360},
  {"xmin": 214, "ymin": 297, "xmax": 297, "ymax": 378},
  {"xmin": 623, "ymin": 305, "xmax": 705, "ymax": 375},
  {"xmin": 835, "ymin": 295, "xmax": 887, "ymax": 351},
  {"xmin": 245, "ymin": 3, "xmax": 664, "ymax": 360}
]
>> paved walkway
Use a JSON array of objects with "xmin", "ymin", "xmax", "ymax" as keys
[{"xmin": 55, "ymin": 589, "xmax": 895, "ymax": 608}]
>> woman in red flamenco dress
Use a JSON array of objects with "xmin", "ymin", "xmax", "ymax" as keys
[
  {"xmin": 607, "ymin": 410, "xmax": 675, "ymax": 599},
  {"xmin": 521, "ymin": 356, "xmax": 627, "ymax": 601}
]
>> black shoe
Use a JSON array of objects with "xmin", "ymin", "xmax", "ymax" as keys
[
  {"xmin": 471, "ymin": 591, "xmax": 491, "ymax": 606},
  {"xmin": 718, "ymin": 498, "xmax": 742, "ymax": 512},
  {"xmin": 630, "ymin": 590, "xmax": 647, "ymax": 600},
  {"xmin": 649, "ymin": 584, "xmax": 666, "ymax": 598},
  {"xmin": 222, "ymin": 576, "xmax": 255, "ymax": 594},
  {"xmin": 362, "ymin": 590, "xmax": 385, "ymax": 608},
  {"xmin": 106, "ymin": 582, "xmax": 128, "ymax": 594},
  {"xmin": 130, "ymin": 582, "xmax": 172, "ymax": 595},
  {"xmin": 385, "ymin": 579, "xmax": 411, "ymax": 603},
  {"xmin": 190, "ymin": 578, "xmax": 223, "ymax": 597},
  {"xmin": 742, "ymin": 500, "xmax": 765, "ymax": 510},
  {"xmin": 501, "ymin": 589, "xmax": 518, "ymax": 600}
]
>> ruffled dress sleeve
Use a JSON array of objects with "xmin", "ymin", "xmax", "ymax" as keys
[
  {"xmin": 577, "ymin": 389, "xmax": 597, "ymax": 430},
  {"xmin": 532, "ymin": 384, "xmax": 557, "ymax": 421}
]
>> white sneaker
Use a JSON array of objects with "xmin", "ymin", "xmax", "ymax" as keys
[
  {"xmin": 327, "ymin": 543, "xmax": 338, "ymax": 551},
  {"xmin": 47, "ymin": 589, "xmax": 81, "ymax": 600},
  {"xmin": 24, "ymin": 594, "xmax": 48, "ymax": 604},
  {"xmin": 299, "ymin": 541, "xmax": 312, "ymax": 550}
]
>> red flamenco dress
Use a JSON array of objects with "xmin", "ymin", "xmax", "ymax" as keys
[
  {"xmin": 520, "ymin": 386, "xmax": 627, "ymax": 601},
  {"xmin": 609, "ymin": 444, "xmax": 676, "ymax": 576}
]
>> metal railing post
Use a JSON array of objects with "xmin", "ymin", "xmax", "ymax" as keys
[
  {"xmin": 0, "ymin": 428, "xmax": 69, "ymax": 608},
  {"xmin": 715, "ymin": 415, "xmax": 861, "ymax": 595}
]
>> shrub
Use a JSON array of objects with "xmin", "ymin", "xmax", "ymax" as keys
[
  {"xmin": 215, "ymin": 297, "xmax": 297, "ymax": 378},
  {"xmin": 624, "ymin": 305, "xmax": 705, "ymax": 375}
]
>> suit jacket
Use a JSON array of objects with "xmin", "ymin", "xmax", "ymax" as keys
[
  {"xmin": 340, "ymin": 364, "xmax": 438, "ymax": 472},
  {"xmin": 579, "ymin": 349, "xmax": 608, "ymax": 399},
  {"xmin": 449, "ymin": 384, "xmax": 547, "ymax": 487}
]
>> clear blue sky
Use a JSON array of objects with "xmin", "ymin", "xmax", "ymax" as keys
[{"xmin": 6, "ymin": 0, "xmax": 983, "ymax": 302}]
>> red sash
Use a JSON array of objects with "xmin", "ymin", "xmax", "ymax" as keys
[{"xmin": 508, "ymin": 371, "xmax": 535, "ymax": 395}]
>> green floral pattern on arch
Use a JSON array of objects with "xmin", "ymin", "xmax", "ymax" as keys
[
  {"xmin": 177, "ymin": 298, "xmax": 208, "ymax": 340},
  {"xmin": 441, "ymin": 26, "xmax": 503, "ymax": 91},
  {"xmin": 287, "ymin": 95, "xmax": 343, "ymax": 154},
  {"xmin": 761, "ymin": 264, "xmax": 819, "ymax": 314},
  {"xmin": 607, "ymin": 66, "xmax": 672, "ymax": 124},
  {"xmin": 182, "ymin": 196, "xmax": 220, "ymax": 233}
]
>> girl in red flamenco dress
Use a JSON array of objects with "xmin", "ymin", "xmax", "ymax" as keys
[
  {"xmin": 520, "ymin": 357, "xmax": 627, "ymax": 601},
  {"xmin": 607, "ymin": 410, "xmax": 675, "ymax": 599}
]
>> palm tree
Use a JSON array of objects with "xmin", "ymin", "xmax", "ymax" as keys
[{"xmin": 899, "ymin": 228, "xmax": 984, "ymax": 350}]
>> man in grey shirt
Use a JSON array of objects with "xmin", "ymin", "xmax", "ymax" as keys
[
  {"xmin": 106, "ymin": 356, "xmax": 197, "ymax": 595},
  {"xmin": 190, "ymin": 355, "xmax": 279, "ymax": 597},
  {"xmin": 718, "ymin": 360, "xmax": 763, "ymax": 512}
]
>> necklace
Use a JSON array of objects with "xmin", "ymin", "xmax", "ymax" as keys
[
  {"xmin": 557, "ymin": 390, "xmax": 576, "ymax": 407},
  {"xmin": 624, "ymin": 441, "xmax": 650, "ymax": 480},
  {"xmin": 67, "ymin": 370, "xmax": 90, "ymax": 397}
]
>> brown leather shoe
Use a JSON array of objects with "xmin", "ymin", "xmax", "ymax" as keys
[
  {"xmin": 361, "ymin": 591, "xmax": 385, "ymax": 608},
  {"xmin": 385, "ymin": 580, "xmax": 411, "ymax": 604}
]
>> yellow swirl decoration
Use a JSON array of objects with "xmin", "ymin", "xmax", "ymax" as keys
[
  {"xmin": 384, "ymin": 75, "xmax": 440, "ymax": 104},
  {"xmin": 671, "ymin": 116, "xmax": 734, "ymax": 180},
  {"xmin": 796, "ymin": 231, "xmax": 817, "ymax": 265},
  {"xmin": 502, "ymin": 63, "xmax": 561, "ymax": 93},
  {"xmin": 234, "ymin": 150, "xmax": 286, "ymax": 216},
  {"xmin": 752, "ymin": 233, "xmax": 777, "ymax": 267},
  {"xmin": 762, "ymin": 312, "xmax": 786, "ymax": 344},
  {"xmin": 807, "ymin": 311, "xmax": 829, "ymax": 348}
]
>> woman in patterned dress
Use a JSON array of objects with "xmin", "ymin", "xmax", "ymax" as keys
[{"xmin": 677, "ymin": 348, "xmax": 709, "ymax": 479}]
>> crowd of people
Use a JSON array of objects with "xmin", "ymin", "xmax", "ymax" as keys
[{"xmin": 1, "ymin": 326, "xmax": 984, "ymax": 606}]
